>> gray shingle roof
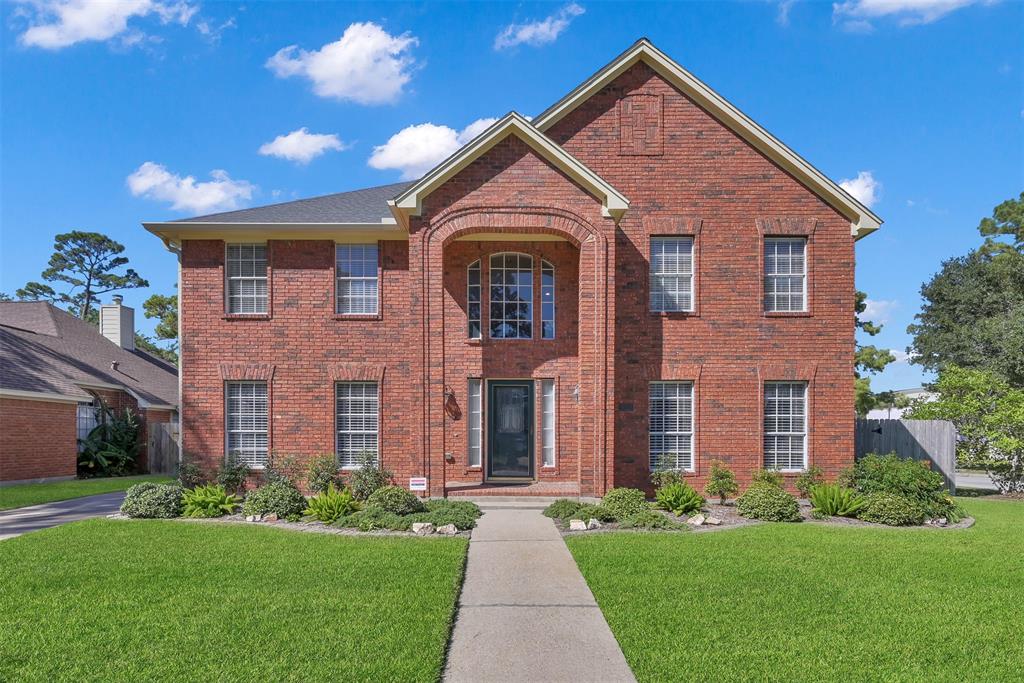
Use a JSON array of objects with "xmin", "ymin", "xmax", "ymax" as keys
[
  {"xmin": 0, "ymin": 302, "xmax": 178, "ymax": 407},
  {"xmin": 174, "ymin": 181, "xmax": 414, "ymax": 224}
]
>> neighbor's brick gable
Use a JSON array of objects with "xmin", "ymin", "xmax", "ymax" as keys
[{"xmin": 0, "ymin": 398, "xmax": 78, "ymax": 482}]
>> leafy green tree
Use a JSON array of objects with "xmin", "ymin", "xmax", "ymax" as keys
[
  {"xmin": 16, "ymin": 231, "xmax": 148, "ymax": 320},
  {"xmin": 978, "ymin": 190, "xmax": 1023, "ymax": 254},
  {"xmin": 143, "ymin": 293, "xmax": 178, "ymax": 347},
  {"xmin": 134, "ymin": 333, "xmax": 177, "ymax": 365},
  {"xmin": 855, "ymin": 290, "xmax": 896, "ymax": 416}
]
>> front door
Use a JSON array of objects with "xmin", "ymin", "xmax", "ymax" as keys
[{"xmin": 487, "ymin": 380, "xmax": 534, "ymax": 479}]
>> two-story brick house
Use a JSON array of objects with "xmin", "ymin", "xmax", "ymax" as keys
[{"xmin": 145, "ymin": 39, "xmax": 881, "ymax": 498}]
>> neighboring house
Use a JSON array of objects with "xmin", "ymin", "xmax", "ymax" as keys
[
  {"xmin": 865, "ymin": 387, "xmax": 935, "ymax": 420},
  {"xmin": 0, "ymin": 299, "xmax": 178, "ymax": 484},
  {"xmin": 145, "ymin": 39, "xmax": 881, "ymax": 497}
]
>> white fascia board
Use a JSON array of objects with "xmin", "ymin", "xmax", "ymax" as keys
[
  {"xmin": 0, "ymin": 388, "xmax": 85, "ymax": 404},
  {"xmin": 143, "ymin": 220, "xmax": 406, "ymax": 244},
  {"xmin": 534, "ymin": 39, "xmax": 882, "ymax": 238},
  {"xmin": 391, "ymin": 112, "xmax": 629, "ymax": 222}
]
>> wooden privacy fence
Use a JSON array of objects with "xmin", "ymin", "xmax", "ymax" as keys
[
  {"xmin": 855, "ymin": 419, "xmax": 956, "ymax": 493},
  {"xmin": 147, "ymin": 422, "xmax": 179, "ymax": 476}
]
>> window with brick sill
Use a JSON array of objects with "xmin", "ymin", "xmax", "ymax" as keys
[{"xmin": 336, "ymin": 244, "xmax": 378, "ymax": 316}]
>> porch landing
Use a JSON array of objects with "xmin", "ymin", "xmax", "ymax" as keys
[{"xmin": 445, "ymin": 481, "xmax": 580, "ymax": 499}]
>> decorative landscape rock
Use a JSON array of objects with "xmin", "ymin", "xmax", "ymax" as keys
[
  {"xmin": 569, "ymin": 519, "xmax": 587, "ymax": 531},
  {"xmin": 263, "ymin": 513, "xmax": 279, "ymax": 522},
  {"xmin": 587, "ymin": 518, "xmax": 603, "ymax": 529},
  {"xmin": 245, "ymin": 514, "xmax": 262, "ymax": 523},
  {"xmin": 687, "ymin": 514, "xmax": 706, "ymax": 526},
  {"xmin": 436, "ymin": 524, "xmax": 458, "ymax": 536},
  {"xmin": 411, "ymin": 522, "xmax": 435, "ymax": 535},
  {"xmin": 704, "ymin": 516, "xmax": 723, "ymax": 526}
]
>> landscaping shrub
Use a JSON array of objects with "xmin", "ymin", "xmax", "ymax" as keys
[
  {"xmin": 120, "ymin": 482, "xmax": 183, "ymax": 518},
  {"xmin": 655, "ymin": 483, "xmax": 704, "ymax": 516},
  {"xmin": 367, "ymin": 486, "xmax": 425, "ymax": 515},
  {"xmin": 923, "ymin": 494, "xmax": 967, "ymax": 523},
  {"xmin": 543, "ymin": 499, "xmax": 586, "ymax": 519},
  {"xmin": 306, "ymin": 454, "xmax": 342, "ymax": 494},
  {"xmin": 78, "ymin": 406, "xmax": 141, "ymax": 477},
  {"xmin": 182, "ymin": 484, "xmax": 241, "ymax": 518},
  {"xmin": 751, "ymin": 469, "xmax": 784, "ymax": 488},
  {"xmin": 704, "ymin": 460, "xmax": 740, "ymax": 504},
  {"xmin": 795, "ymin": 465, "xmax": 826, "ymax": 498},
  {"xmin": 736, "ymin": 483, "xmax": 801, "ymax": 522},
  {"xmin": 241, "ymin": 479, "xmax": 307, "ymax": 519},
  {"xmin": 601, "ymin": 488, "xmax": 648, "ymax": 518},
  {"xmin": 808, "ymin": 484, "xmax": 866, "ymax": 518},
  {"xmin": 216, "ymin": 454, "xmax": 250, "ymax": 494},
  {"xmin": 405, "ymin": 500, "xmax": 483, "ymax": 530},
  {"xmin": 263, "ymin": 452, "xmax": 303, "ymax": 486},
  {"xmin": 650, "ymin": 469, "xmax": 685, "ymax": 489},
  {"xmin": 619, "ymin": 509, "xmax": 686, "ymax": 530},
  {"xmin": 177, "ymin": 454, "xmax": 204, "ymax": 489},
  {"xmin": 346, "ymin": 453, "xmax": 393, "ymax": 501},
  {"xmin": 336, "ymin": 507, "xmax": 411, "ymax": 532},
  {"xmin": 304, "ymin": 483, "xmax": 360, "ymax": 524},
  {"xmin": 848, "ymin": 453, "xmax": 945, "ymax": 502},
  {"xmin": 858, "ymin": 492, "xmax": 926, "ymax": 526},
  {"xmin": 574, "ymin": 503, "xmax": 618, "ymax": 523}
]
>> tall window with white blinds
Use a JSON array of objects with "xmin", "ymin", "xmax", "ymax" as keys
[
  {"xmin": 336, "ymin": 382, "xmax": 379, "ymax": 468},
  {"xmin": 648, "ymin": 382, "xmax": 695, "ymax": 471},
  {"xmin": 336, "ymin": 244, "xmax": 379, "ymax": 315},
  {"xmin": 650, "ymin": 237, "xmax": 694, "ymax": 312},
  {"xmin": 764, "ymin": 238, "xmax": 807, "ymax": 312},
  {"xmin": 467, "ymin": 379, "xmax": 482, "ymax": 467},
  {"xmin": 225, "ymin": 381, "xmax": 268, "ymax": 468},
  {"xmin": 763, "ymin": 382, "xmax": 808, "ymax": 471},
  {"xmin": 226, "ymin": 244, "xmax": 268, "ymax": 314},
  {"xmin": 541, "ymin": 379, "xmax": 556, "ymax": 467}
]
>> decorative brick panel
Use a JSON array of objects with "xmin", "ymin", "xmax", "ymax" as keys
[
  {"xmin": 755, "ymin": 217, "xmax": 819, "ymax": 236},
  {"xmin": 619, "ymin": 93, "xmax": 664, "ymax": 155},
  {"xmin": 644, "ymin": 215, "xmax": 703, "ymax": 235},
  {"xmin": 218, "ymin": 363, "xmax": 276, "ymax": 381},
  {"xmin": 327, "ymin": 363, "xmax": 385, "ymax": 382}
]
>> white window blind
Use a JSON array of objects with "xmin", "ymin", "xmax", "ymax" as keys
[
  {"xmin": 336, "ymin": 382, "xmax": 379, "ymax": 468},
  {"xmin": 226, "ymin": 244, "xmax": 268, "ymax": 314},
  {"xmin": 764, "ymin": 238, "xmax": 807, "ymax": 312},
  {"xmin": 541, "ymin": 260, "xmax": 555, "ymax": 339},
  {"xmin": 650, "ymin": 237, "xmax": 694, "ymax": 312},
  {"xmin": 489, "ymin": 253, "xmax": 533, "ymax": 339},
  {"xmin": 541, "ymin": 379, "xmax": 556, "ymax": 467},
  {"xmin": 77, "ymin": 401, "xmax": 99, "ymax": 450},
  {"xmin": 468, "ymin": 260, "xmax": 481, "ymax": 339},
  {"xmin": 226, "ymin": 381, "xmax": 268, "ymax": 468},
  {"xmin": 336, "ymin": 244, "xmax": 379, "ymax": 315},
  {"xmin": 649, "ymin": 382, "xmax": 694, "ymax": 471},
  {"xmin": 467, "ymin": 379, "xmax": 482, "ymax": 468},
  {"xmin": 764, "ymin": 382, "xmax": 807, "ymax": 471}
]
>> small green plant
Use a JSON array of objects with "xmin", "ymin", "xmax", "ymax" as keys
[
  {"xmin": 808, "ymin": 484, "xmax": 866, "ymax": 518},
  {"xmin": 543, "ymin": 499, "xmax": 586, "ymax": 520},
  {"xmin": 923, "ymin": 494, "xmax": 967, "ymax": 523},
  {"xmin": 307, "ymin": 454, "xmax": 342, "ymax": 494},
  {"xmin": 264, "ymin": 452, "xmax": 303, "ymax": 486},
  {"xmin": 78, "ymin": 405, "xmax": 141, "ymax": 477},
  {"xmin": 619, "ymin": 509, "xmax": 686, "ymax": 530},
  {"xmin": 346, "ymin": 452, "xmax": 393, "ymax": 501},
  {"xmin": 177, "ymin": 453, "xmax": 204, "ymax": 489},
  {"xmin": 573, "ymin": 503, "xmax": 618, "ymax": 523},
  {"xmin": 366, "ymin": 485, "xmax": 425, "ymax": 515},
  {"xmin": 304, "ymin": 483, "xmax": 361, "ymax": 523},
  {"xmin": 752, "ymin": 469, "xmax": 784, "ymax": 488},
  {"xmin": 650, "ymin": 469, "xmax": 685, "ymax": 489},
  {"xmin": 336, "ymin": 507, "xmax": 411, "ymax": 532},
  {"xmin": 216, "ymin": 453, "xmax": 250, "ymax": 494},
  {"xmin": 242, "ymin": 479, "xmax": 307, "ymax": 519},
  {"xmin": 704, "ymin": 460, "xmax": 740, "ymax": 504},
  {"xmin": 120, "ymin": 482, "xmax": 183, "ymax": 518},
  {"xmin": 655, "ymin": 482, "xmax": 704, "ymax": 516},
  {"xmin": 858, "ymin": 492, "xmax": 926, "ymax": 526},
  {"xmin": 182, "ymin": 484, "xmax": 241, "ymax": 518},
  {"xmin": 736, "ymin": 483, "xmax": 801, "ymax": 522},
  {"xmin": 406, "ymin": 499, "xmax": 484, "ymax": 530},
  {"xmin": 795, "ymin": 465, "xmax": 826, "ymax": 498},
  {"xmin": 601, "ymin": 487, "xmax": 648, "ymax": 518}
]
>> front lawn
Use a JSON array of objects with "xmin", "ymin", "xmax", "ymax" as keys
[
  {"xmin": 567, "ymin": 498, "xmax": 1023, "ymax": 681},
  {"xmin": 0, "ymin": 519, "xmax": 467, "ymax": 681},
  {"xmin": 0, "ymin": 475, "xmax": 173, "ymax": 511}
]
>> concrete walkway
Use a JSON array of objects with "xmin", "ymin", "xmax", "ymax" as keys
[
  {"xmin": 444, "ymin": 504, "xmax": 636, "ymax": 683},
  {"xmin": 0, "ymin": 492, "xmax": 126, "ymax": 541}
]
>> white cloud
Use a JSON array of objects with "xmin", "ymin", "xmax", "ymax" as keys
[
  {"xmin": 266, "ymin": 22, "xmax": 418, "ymax": 105},
  {"xmin": 126, "ymin": 161, "xmax": 255, "ymax": 213},
  {"xmin": 840, "ymin": 170, "xmax": 882, "ymax": 208},
  {"xmin": 832, "ymin": 0, "xmax": 993, "ymax": 30},
  {"xmin": 17, "ymin": 0, "xmax": 197, "ymax": 50},
  {"xmin": 368, "ymin": 118, "xmax": 498, "ymax": 179},
  {"xmin": 494, "ymin": 3, "xmax": 584, "ymax": 50},
  {"xmin": 776, "ymin": 0, "xmax": 798, "ymax": 26},
  {"xmin": 258, "ymin": 128, "xmax": 349, "ymax": 165},
  {"xmin": 862, "ymin": 298, "xmax": 898, "ymax": 324},
  {"xmin": 888, "ymin": 349, "xmax": 913, "ymax": 363}
]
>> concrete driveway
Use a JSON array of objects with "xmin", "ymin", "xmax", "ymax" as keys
[
  {"xmin": 0, "ymin": 492, "xmax": 126, "ymax": 541},
  {"xmin": 956, "ymin": 471, "xmax": 998, "ymax": 491}
]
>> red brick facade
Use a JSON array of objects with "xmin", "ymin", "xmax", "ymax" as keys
[
  {"xmin": 177, "ymin": 60, "xmax": 858, "ymax": 497},
  {"xmin": 0, "ymin": 398, "xmax": 78, "ymax": 483}
]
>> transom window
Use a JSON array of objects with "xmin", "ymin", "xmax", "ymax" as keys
[
  {"xmin": 764, "ymin": 382, "xmax": 807, "ymax": 471},
  {"xmin": 336, "ymin": 382, "xmax": 379, "ymax": 468},
  {"xmin": 650, "ymin": 237, "xmax": 694, "ymax": 312},
  {"xmin": 467, "ymin": 260, "xmax": 481, "ymax": 339},
  {"xmin": 541, "ymin": 260, "xmax": 555, "ymax": 339},
  {"xmin": 226, "ymin": 381, "xmax": 268, "ymax": 468},
  {"xmin": 649, "ymin": 382, "xmax": 695, "ymax": 471},
  {"xmin": 764, "ymin": 238, "xmax": 807, "ymax": 312},
  {"xmin": 226, "ymin": 244, "xmax": 268, "ymax": 314},
  {"xmin": 489, "ymin": 253, "xmax": 533, "ymax": 339},
  {"xmin": 336, "ymin": 244, "xmax": 379, "ymax": 315}
]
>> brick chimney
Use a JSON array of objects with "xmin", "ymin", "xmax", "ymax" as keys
[{"xmin": 99, "ymin": 295, "xmax": 135, "ymax": 350}]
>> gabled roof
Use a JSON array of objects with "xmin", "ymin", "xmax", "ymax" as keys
[
  {"xmin": 0, "ymin": 302, "xmax": 178, "ymax": 408},
  {"xmin": 389, "ymin": 112, "xmax": 629, "ymax": 227},
  {"xmin": 533, "ymin": 38, "xmax": 883, "ymax": 239}
]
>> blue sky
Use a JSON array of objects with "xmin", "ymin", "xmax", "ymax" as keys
[{"xmin": 1, "ymin": 0, "xmax": 1021, "ymax": 390}]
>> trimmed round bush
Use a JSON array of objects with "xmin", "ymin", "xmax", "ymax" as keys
[
  {"xmin": 120, "ymin": 483, "xmax": 183, "ymax": 519},
  {"xmin": 242, "ymin": 479, "xmax": 307, "ymax": 519},
  {"xmin": 601, "ymin": 488, "xmax": 648, "ymax": 518},
  {"xmin": 736, "ymin": 483, "xmax": 801, "ymax": 522},
  {"xmin": 366, "ymin": 485, "xmax": 425, "ymax": 515},
  {"xmin": 858, "ymin": 492, "xmax": 925, "ymax": 526},
  {"xmin": 542, "ymin": 499, "xmax": 585, "ymax": 520}
]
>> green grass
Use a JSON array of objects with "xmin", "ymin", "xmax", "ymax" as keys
[
  {"xmin": 0, "ymin": 475, "xmax": 174, "ymax": 511},
  {"xmin": 0, "ymin": 519, "xmax": 467, "ymax": 682},
  {"xmin": 567, "ymin": 499, "xmax": 1024, "ymax": 682}
]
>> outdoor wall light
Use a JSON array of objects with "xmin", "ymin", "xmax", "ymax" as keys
[{"xmin": 572, "ymin": 384, "xmax": 580, "ymax": 403}]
